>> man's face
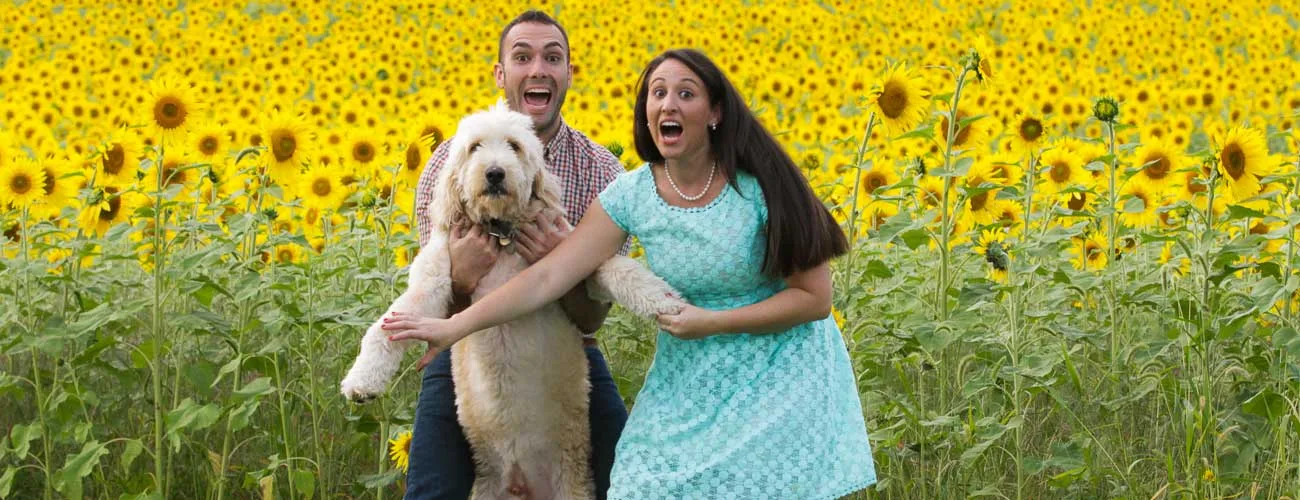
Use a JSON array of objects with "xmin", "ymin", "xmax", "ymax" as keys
[{"xmin": 495, "ymin": 22, "xmax": 571, "ymax": 136}]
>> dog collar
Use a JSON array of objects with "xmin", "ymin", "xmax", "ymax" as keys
[{"xmin": 485, "ymin": 219, "xmax": 515, "ymax": 247}]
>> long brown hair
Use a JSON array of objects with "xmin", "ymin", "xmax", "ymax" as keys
[{"xmin": 633, "ymin": 49, "xmax": 849, "ymax": 277}]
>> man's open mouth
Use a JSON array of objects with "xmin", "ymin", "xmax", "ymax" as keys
[{"xmin": 523, "ymin": 87, "xmax": 552, "ymax": 108}]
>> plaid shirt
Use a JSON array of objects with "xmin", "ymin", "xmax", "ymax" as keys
[{"xmin": 415, "ymin": 119, "xmax": 627, "ymax": 250}]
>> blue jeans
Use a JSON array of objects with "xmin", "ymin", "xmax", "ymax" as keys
[{"xmin": 403, "ymin": 345, "xmax": 628, "ymax": 499}]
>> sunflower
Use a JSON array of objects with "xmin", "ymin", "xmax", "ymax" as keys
[
  {"xmin": 1, "ymin": 156, "xmax": 46, "ymax": 209},
  {"xmin": 342, "ymin": 129, "xmax": 384, "ymax": 180},
  {"xmin": 389, "ymin": 430, "xmax": 412, "ymax": 474},
  {"xmin": 273, "ymin": 243, "xmax": 305, "ymax": 264},
  {"xmin": 1038, "ymin": 146, "xmax": 1086, "ymax": 196},
  {"xmin": 1216, "ymin": 126, "xmax": 1271, "ymax": 202},
  {"xmin": 78, "ymin": 186, "xmax": 144, "ymax": 237},
  {"xmin": 98, "ymin": 130, "xmax": 144, "ymax": 187},
  {"xmin": 973, "ymin": 228, "xmax": 1010, "ymax": 282},
  {"xmin": 1132, "ymin": 137, "xmax": 1184, "ymax": 189},
  {"xmin": 1008, "ymin": 111, "xmax": 1046, "ymax": 155},
  {"xmin": 146, "ymin": 75, "xmax": 204, "ymax": 143},
  {"xmin": 937, "ymin": 104, "xmax": 991, "ymax": 153},
  {"xmin": 298, "ymin": 164, "xmax": 348, "ymax": 211},
  {"xmin": 1071, "ymin": 232, "xmax": 1108, "ymax": 271},
  {"xmin": 398, "ymin": 131, "xmax": 434, "ymax": 188},
  {"xmin": 961, "ymin": 159, "xmax": 1001, "ymax": 225},
  {"xmin": 31, "ymin": 155, "xmax": 78, "ymax": 219},
  {"xmin": 915, "ymin": 175, "xmax": 945, "ymax": 211},
  {"xmin": 870, "ymin": 63, "xmax": 929, "ymax": 136},
  {"xmin": 263, "ymin": 110, "xmax": 314, "ymax": 183},
  {"xmin": 1117, "ymin": 180, "xmax": 1160, "ymax": 229},
  {"xmin": 1159, "ymin": 242, "xmax": 1191, "ymax": 278},
  {"xmin": 144, "ymin": 151, "xmax": 199, "ymax": 200},
  {"xmin": 858, "ymin": 162, "xmax": 901, "ymax": 198},
  {"xmin": 188, "ymin": 122, "xmax": 228, "ymax": 164}
]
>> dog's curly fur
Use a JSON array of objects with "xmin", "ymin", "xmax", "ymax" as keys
[{"xmin": 340, "ymin": 103, "xmax": 683, "ymax": 500}]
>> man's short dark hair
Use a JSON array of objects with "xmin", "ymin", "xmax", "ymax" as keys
[{"xmin": 497, "ymin": 10, "xmax": 570, "ymax": 64}]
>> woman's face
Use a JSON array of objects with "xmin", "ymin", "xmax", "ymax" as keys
[{"xmin": 645, "ymin": 59, "xmax": 720, "ymax": 163}]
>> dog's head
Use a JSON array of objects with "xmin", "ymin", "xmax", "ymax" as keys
[{"xmin": 429, "ymin": 102, "xmax": 562, "ymax": 236}]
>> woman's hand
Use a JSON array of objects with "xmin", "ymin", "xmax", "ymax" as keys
[
  {"xmin": 382, "ymin": 312, "xmax": 468, "ymax": 370},
  {"xmin": 656, "ymin": 305, "xmax": 719, "ymax": 340}
]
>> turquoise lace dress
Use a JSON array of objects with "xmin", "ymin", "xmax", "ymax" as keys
[{"xmin": 599, "ymin": 165, "xmax": 876, "ymax": 499}]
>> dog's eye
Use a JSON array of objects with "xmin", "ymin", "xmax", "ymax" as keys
[
  {"xmin": 470, "ymin": 141, "xmax": 482, "ymax": 152},
  {"xmin": 507, "ymin": 140, "xmax": 520, "ymax": 153}
]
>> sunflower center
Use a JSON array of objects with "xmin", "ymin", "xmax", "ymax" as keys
[
  {"xmin": 312, "ymin": 178, "xmax": 332, "ymax": 197},
  {"xmin": 1221, "ymin": 144, "xmax": 1245, "ymax": 180},
  {"xmin": 277, "ymin": 248, "xmax": 294, "ymax": 262},
  {"xmin": 161, "ymin": 161, "xmax": 186, "ymax": 186},
  {"xmin": 42, "ymin": 168, "xmax": 56, "ymax": 195},
  {"xmin": 1018, "ymin": 118, "xmax": 1043, "ymax": 142},
  {"xmin": 200, "ymin": 136, "xmax": 220, "ymax": 155},
  {"xmin": 353, "ymin": 142, "xmax": 375, "ymax": 163},
  {"xmin": 3, "ymin": 223, "xmax": 18, "ymax": 242},
  {"xmin": 877, "ymin": 81, "xmax": 908, "ymax": 119},
  {"xmin": 1249, "ymin": 223, "xmax": 1269, "ymax": 235},
  {"xmin": 10, "ymin": 173, "xmax": 32, "ymax": 194},
  {"xmin": 272, "ymin": 133, "xmax": 297, "ymax": 162},
  {"xmin": 1067, "ymin": 193, "xmax": 1087, "ymax": 211},
  {"xmin": 104, "ymin": 144, "xmax": 126, "ymax": 175},
  {"xmin": 154, "ymin": 97, "xmax": 188, "ymax": 129},
  {"xmin": 405, "ymin": 144, "xmax": 422, "ymax": 172},
  {"xmin": 940, "ymin": 111, "xmax": 972, "ymax": 147},
  {"xmin": 1086, "ymin": 241, "xmax": 1102, "ymax": 260},
  {"xmin": 865, "ymin": 172, "xmax": 886, "ymax": 192},
  {"xmin": 970, "ymin": 191, "xmax": 990, "ymax": 211},
  {"xmin": 100, "ymin": 191, "xmax": 122, "ymax": 221},
  {"xmin": 1143, "ymin": 153, "xmax": 1171, "ymax": 180},
  {"xmin": 1049, "ymin": 161, "xmax": 1071, "ymax": 183}
]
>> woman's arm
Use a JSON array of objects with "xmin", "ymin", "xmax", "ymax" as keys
[
  {"xmin": 383, "ymin": 203, "xmax": 628, "ymax": 367},
  {"xmin": 657, "ymin": 261, "xmax": 833, "ymax": 338}
]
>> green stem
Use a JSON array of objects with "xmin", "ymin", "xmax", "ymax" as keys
[
  {"xmin": 938, "ymin": 68, "xmax": 971, "ymax": 322},
  {"xmin": 151, "ymin": 143, "xmax": 168, "ymax": 497},
  {"xmin": 844, "ymin": 112, "xmax": 878, "ymax": 305},
  {"xmin": 273, "ymin": 351, "xmax": 297, "ymax": 499}
]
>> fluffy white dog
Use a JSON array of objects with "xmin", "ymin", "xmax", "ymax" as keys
[{"xmin": 340, "ymin": 103, "xmax": 683, "ymax": 499}]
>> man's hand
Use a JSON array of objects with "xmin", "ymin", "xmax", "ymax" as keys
[
  {"xmin": 516, "ymin": 210, "xmax": 571, "ymax": 265},
  {"xmin": 449, "ymin": 222, "xmax": 500, "ymax": 297}
]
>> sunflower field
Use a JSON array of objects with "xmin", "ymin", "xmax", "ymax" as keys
[{"xmin": 2, "ymin": 0, "xmax": 1300, "ymax": 498}]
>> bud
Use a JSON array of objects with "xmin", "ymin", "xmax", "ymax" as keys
[
  {"xmin": 261, "ymin": 207, "xmax": 278, "ymax": 221},
  {"xmin": 984, "ymin": 240, "xmax": 1009, "ymax": 271},
  {"xmin": 1092, "ymin": 96, "xmax": 1120, "ymax": 124},
  {"xmin": 605, "ymin": 142, "xmax": 624, "ymax": 158}
]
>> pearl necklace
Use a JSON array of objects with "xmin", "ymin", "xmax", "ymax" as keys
[{"xmin": 664, "ymin": 160, "xmax": 716, "ymax": 202}]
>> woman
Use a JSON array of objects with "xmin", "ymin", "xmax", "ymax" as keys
[{"xmin": 384, "ymin": 48, "xmax": 876, "ymax": 499}]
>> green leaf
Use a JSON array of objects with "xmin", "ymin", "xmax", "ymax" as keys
[
  {"xmin": 1242, "ymin": 390, "xmax": 1288, "ymax": 422},
  {"xmin": 165, "ymin": 399, "xmax": 222, "ymax": 451},
  {"xmin": 291, "ymin": 469, "xmax": 316, "ymax": 500},
  {"xmin": 1273, "ymin": 327, "xmax": 1300, "ymax": 356},
  {"xmin": 0, "ymin": 466, "xmax": 15, "ymax": 499},
  {"xmin": 229, "ymin": 399, "xmax": 261, "ymax": 432},
  {"xmin": 57, "ymin": 440, "xmax": 109, "ymax": 498},
  {"xmin": 862, "ymin": 259, "xmax": 894, "ymax": 279},
  {"xmin": 893, "ymin": 124, "xmax": 935, "ymax": 141},
  {"xmin": 233, "ymin": 377, "xmax": 275, "ymax": 401},
  {"xmin": 9, "ymin": 423, "xmax": 40, "ymax": 460},
  {"xmin": 1225, "ymin": 204, "xmax": 1268, "ymax": 221},
  {"xmin": 900, "ymin": 228, "xmax": 931, "ymax": 250},
  {"xmin": 120, "ymin": 439, "xmax": 143, "ymax": 473},
  {"xmin": 358, "ymin": 470, "xmax": 402, "ymax": 489}
]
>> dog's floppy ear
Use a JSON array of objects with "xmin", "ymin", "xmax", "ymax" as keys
[
  {"xmin": 531, "ymin": 165, "xmax": 563, "ymax": 213},
  {"xmin": 427, "ymin": 137, "xmax": 467, "ymax": 231}
]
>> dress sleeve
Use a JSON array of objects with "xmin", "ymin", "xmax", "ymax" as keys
[{"xmin": 597, "ymin": 168, "xmax": 639, "ymax": 235}]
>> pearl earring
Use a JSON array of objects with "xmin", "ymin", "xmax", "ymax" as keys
[{"xmin": 709, "ymin": 123, "xmax": 717, "ymax": 130}]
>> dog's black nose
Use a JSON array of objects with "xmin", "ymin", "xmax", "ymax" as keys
[{"xmin": 486, "ymin": 167, "xmax": 505, "ymax": 185}]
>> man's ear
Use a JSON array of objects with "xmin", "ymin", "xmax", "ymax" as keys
[{"xmin": 494, "ymin": 63, "xmax": 505, "ymax": 90}]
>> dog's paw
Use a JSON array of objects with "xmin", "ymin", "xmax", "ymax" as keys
[{"xmin": 340, "ymin": 376, "xmax": 385, "ymax": 404}]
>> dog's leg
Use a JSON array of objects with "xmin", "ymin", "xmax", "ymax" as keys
[
  {"xmin": 586, "ymin": 255, "xmax": 685, "ymax": 318},
  {"xmin": 340, "ymin": 238, "xmax": 453, "ymax": 402}
]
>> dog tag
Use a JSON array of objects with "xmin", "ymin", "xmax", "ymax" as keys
[{"xmin": 498, "ymin": 237, "xmax": 511, "ymax": 247}]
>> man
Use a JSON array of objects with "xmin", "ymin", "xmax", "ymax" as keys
[{"xmin": 407, "ymin": 10, "xmax": 628, "ymax": 500}]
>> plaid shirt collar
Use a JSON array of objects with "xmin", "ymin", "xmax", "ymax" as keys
[{"xmin": 542, "ymin": 118, "xmax": 574, "ymax": 162}]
